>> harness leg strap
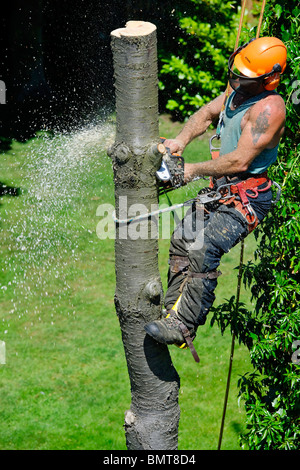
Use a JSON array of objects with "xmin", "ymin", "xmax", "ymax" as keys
[
  {"xmin": 169, "ymin": 255, "xmax": 189, "ymax": 273},
  {"xmin": 178, "ymin": 322, "xmax": 200, "ymax": 363},
  {"xmin": 179, "ymin": 269, "xmax": 222, "ymax": 292}
]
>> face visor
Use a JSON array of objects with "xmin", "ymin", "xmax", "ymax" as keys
[{"xmin": 227, "ymin": 44, "xmax": 282, "ymax": 95}]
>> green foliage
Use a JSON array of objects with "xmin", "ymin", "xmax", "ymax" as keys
[
  {"xmin": 0, "ymin": 120, "xmax": 251, "ymax": 450},
  {"xmin": 158, "ymin": 0, "xmax": 253, "ymax": 120},
  {"xmin": 211, "ymin": 0, "xmax": 300, "ymax": 450},
  {"xmin": 158, "ymin": 0, "xmax": 300, "ymax": 449}
]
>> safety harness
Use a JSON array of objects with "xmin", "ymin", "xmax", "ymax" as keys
[{"xmin": 214, "ymin": 173, "xmax": 272, "ymax": 231}]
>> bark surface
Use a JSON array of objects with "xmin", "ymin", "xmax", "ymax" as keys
[{"xmin": 109, "ymin": 21, "xmax": 180, "ymax": 450}]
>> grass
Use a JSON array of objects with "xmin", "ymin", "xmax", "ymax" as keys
[{"xmin": 0, "ymin": 115, "xmax": 256, "ymax": 450}]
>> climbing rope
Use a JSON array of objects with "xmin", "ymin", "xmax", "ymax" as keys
[
  {"xmin": 217, "ymin": 240, "xmax": 245, "ymax": 450},
  {"xmin": 256, "ymin": 0, "xmax": 267, "ymax": 39}
]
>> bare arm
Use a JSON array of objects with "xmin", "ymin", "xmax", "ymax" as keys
[
  {"xmin": 163, "ymin": 92, "xmax": 227, "ymax": 154},
  {"xmin": 184, "ymin": 95, "xmax": 286, "ymax": 181}
]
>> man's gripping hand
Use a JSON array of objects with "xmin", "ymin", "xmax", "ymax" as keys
[{"xmin": 162, "ymin": 138, "xmax": 186, "ymax": 156}]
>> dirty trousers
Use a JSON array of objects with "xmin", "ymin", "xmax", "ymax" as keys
[{"xmin": 164, "ymin": 198, "xmax": 270, "ymax": 331}]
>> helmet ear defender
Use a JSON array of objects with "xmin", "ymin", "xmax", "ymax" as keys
[
  {"xmin": 264, "ymin": 73, "xmax": 280, "ymax": 91},
  {"xmin": 229, "ymin": 38, "xmax": 287, "ymax": 92},
  {"xmin": 263, "ymin": 63, "xmax": 282, "ymax": 91}
]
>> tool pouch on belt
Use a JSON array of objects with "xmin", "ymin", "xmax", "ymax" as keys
[{"xmin": 156, "ymin": 138, "xmax": 185, "ymax": 194}]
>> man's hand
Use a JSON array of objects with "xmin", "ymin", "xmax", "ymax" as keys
[
  {"xmin": 162, "ymin": 138, "xmax": 186, "ymax": 156},
  {"xmin": 183, "ymin": 163, "xmax": 198, "ymax": 184}
]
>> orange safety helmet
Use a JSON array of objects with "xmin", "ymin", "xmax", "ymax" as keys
[{"xmin": 229, "ymin": 37, "xmax": 287, "ymax": 91}]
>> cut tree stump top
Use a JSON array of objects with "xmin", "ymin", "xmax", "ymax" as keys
[{"xmin": 111, "ymin": 21, "xmax": 156, "ymax": 38}]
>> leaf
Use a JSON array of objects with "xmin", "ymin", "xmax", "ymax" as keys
[
  {"xmin": 275, "ymin": 4, "xmax": 283, "ymax": 19},
  {"xmin": 166, "ymin": 99, "xmax": 179, "ymax": 110}
]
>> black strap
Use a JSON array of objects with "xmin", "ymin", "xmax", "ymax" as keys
[
  {"xmin": 179, "ymin": 270, "xmax": 222, "ymax": 293},
  {"xmin": 187, "ymin": 270, "xmax": 222, "ymax": 280}
]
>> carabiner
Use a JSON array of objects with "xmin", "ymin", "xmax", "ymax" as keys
[
  {"xmin": 209, "ymin": 134, "xmax": 221, "ymax": 154},
  {"xmin": 244, "ymin": 203, "xmax": 257, "ymax": 226},
  {"xmin": 215, "ymin": 183, "xmax": 234, "ymax": 200}
]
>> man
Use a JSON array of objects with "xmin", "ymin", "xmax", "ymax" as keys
[{"xmin": 144, "ymin": 37, "xmax": 287, "ymax": 361}]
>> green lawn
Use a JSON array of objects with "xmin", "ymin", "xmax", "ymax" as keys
[{"xmin": 0, "ymin": 115, "xmax": 256, "ymax": 450}]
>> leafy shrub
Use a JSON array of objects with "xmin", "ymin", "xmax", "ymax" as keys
[
  {"xmin": 158, "ymin": 0, "xmax": 300, "ymax": 449},
  {"xmin": 158, "ymin": 0, "xmax": 252, "ymax": 120},
  {"xmin": 211, "ymin": 0, "xmax": 300, "ymax": 450}
]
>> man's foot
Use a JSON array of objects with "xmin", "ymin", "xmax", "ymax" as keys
[
  {"xmin": 144, "ymin": 310, "xmax": 194, "ymax": 346},
  {"xmin": 144, "ymin": 311, "xmax": 200, "ymax": 363}
]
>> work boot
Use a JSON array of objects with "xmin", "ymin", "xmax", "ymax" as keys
[
  {"xmin": 145, "ymin": 310, "xmax": 200, "ymax": 363},
  {"xmin": 144, "ymin": 310, "xmax": 195, "ymax": 346}
]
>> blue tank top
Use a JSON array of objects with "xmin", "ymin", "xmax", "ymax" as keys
[{"xmin": 219, "ymin": 90, "xmax": 279, "ymax": 174}]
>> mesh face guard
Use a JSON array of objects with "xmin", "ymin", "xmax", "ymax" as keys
[{"xmin": 227, "ymin": 42, "xmax": 282, "ymax": 94}]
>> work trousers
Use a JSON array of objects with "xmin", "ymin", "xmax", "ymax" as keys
[{"xmin": 164, "ymin": 190, "xmax": 272, "ymax": 331}]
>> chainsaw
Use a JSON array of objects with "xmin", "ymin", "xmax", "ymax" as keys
[{"xmin": 156, "ymin": 138, "xmax": 185, "ymax": 194}]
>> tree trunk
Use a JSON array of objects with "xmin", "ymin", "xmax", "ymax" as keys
[{"xmin": 109, "ymin": 21, "xmax": 180, "ymax": 450}]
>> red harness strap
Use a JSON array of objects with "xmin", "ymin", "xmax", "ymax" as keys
[
  {"xmin": 209, "ymin": 149, "xmax": 220, "ymax": 189},
  {"xmin": 208, "ymin": 143, "xmax": 272, "ymax": 231},
  {"xmin": 219, "ymin": 173, "xmax": 272, "ymax": 231}
]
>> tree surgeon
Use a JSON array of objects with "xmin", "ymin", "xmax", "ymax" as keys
[{"xmin": 144, "ymin": 37, "xmax": 287, "ymax": 361}]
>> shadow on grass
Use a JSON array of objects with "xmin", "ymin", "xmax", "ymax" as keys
[{"xmin": 0, "ymin": 182, "xmax": 22, "ymax": 198}]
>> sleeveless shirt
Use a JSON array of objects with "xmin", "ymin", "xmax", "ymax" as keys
[{"xmin": 219, "ymin": 90, "xmax": 279, "ymax": 175}]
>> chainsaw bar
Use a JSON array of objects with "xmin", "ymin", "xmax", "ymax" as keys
[{"xmin": 156, "ymin": 138, "xmax": 185, "ymax": 191}]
